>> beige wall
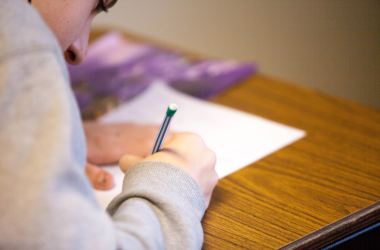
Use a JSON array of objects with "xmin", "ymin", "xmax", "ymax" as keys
[{"xmin": 94, "ymin": 0, "xmax": 380, "ymax": 108}]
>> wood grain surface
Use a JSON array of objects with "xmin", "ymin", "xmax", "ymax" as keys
[
  {"xmin": 204, "ymin": 74, "xmax": 380, "ymax": 249},
  {"xmin": 90, "ymin": 29, "xmax": 380, "ymax": 249},
  {"xmin": 281, "ymin": 201, "xmax": 380, "ymax": 249}
]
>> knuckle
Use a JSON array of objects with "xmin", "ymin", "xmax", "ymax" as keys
[
  {"xmin": 119, "ymin": 154, "xmax": 134, "ymax": 167},
  {"xmin": 210, "ymin": 171, "xmax": 219, "ymax": 187},
  {"xmin": 181, "ymin": 132, "xmax": 203, "ymax": 143},
  {"xmin": 207, "ymin": 150, "xmax": 217, "ymax": 166},
  {"xmin": 213, "ymin": 173, "xmax": 219, "ymax": 185},
  {"xmin": 118, "ymin": 155, "xmax": 127, "ymax": 167},
  {"xmin": 187, "ymin": 132, "xmax": 201, "ymax": 140}
]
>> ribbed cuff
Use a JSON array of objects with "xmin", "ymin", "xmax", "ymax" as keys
[{"xmin": 106, "ymin": 161, "xmax": 206, "ymax": 220}]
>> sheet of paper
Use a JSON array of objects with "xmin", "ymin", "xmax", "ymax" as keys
[{"xmin": 95, "ymin": 83, "xmax": 305, "ymax": 208}]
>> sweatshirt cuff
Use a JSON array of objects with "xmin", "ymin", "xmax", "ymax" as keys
[{"xmin": 106, "ymin": 161, "xmax": 206, "ymax": 219}]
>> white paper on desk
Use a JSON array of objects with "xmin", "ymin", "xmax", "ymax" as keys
[{"xmin": 95, "ymin": 83, "xmax": 305, "ymax": 209}]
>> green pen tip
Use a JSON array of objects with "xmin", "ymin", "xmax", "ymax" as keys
[{"xmin": 166, "ymin": 103, "xmax": 178, "ymax": 117}]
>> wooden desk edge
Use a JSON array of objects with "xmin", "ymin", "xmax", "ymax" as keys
[{"xmin": 280, "ymin": 201, "xmax": 380, "ymax": 249}]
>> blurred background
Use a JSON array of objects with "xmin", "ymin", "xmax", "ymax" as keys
[{"xmin": 93, "ymin": 0, "xmax": 380, "ymax": 108}]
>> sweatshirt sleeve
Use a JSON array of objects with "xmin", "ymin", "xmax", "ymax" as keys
[
  {"xmin": 0, "ymin": 45, "xmax": 206, "ymax": 250},
  {"xmin": 108, "ymin": 162, "xmax": 206, "ymax": 250}
]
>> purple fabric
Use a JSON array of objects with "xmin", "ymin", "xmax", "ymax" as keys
[{"xmin": 68, "ymin": 32, "xmax": 258, "ymax": 118}]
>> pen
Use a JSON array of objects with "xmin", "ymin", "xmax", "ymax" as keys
[{"xmin": 152, "ymin": 103, "xmax": 178, "ymax": 154}]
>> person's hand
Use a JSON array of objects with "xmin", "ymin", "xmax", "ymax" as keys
[
  {"xmin": 119, "ymin": 132, "xmax": 218, "ymax": 207},
  {"xmin": 83, "ymin": 122, "xmax": 163, "ymax": 191},
  {"xmin": 85, "ymin": 162, "xmax": 115, "ymax": 190},
  {"xmin": 84, "ymin": 122, "xmax": 160, "ymax": 165}
]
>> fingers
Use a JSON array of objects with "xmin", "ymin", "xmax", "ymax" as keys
[
  {"xmin": 119, "ymin": 154, "xmax": 144, "ymax": 173},
  {"xmin": 85, "ymin": 163, "xmax": 115, "ymax": 190}
]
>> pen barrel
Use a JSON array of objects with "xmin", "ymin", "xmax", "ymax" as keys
[{"xmin": 152, "ymin": 115, "xmax": 172, "ymax": 154}]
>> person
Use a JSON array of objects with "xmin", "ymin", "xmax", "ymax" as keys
[{"xmin": 0, "ymin": 0, "xmax": 218, "ymax": 249}]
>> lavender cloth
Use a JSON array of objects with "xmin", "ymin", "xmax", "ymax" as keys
[{"xmin": 68, "ymin": 33, "xmax": 257, "ymax": 119}]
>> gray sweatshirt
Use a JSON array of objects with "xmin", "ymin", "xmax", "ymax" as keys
[{"xmin": 0, "ymin": 1, "xmax": 205, "ymax": 249}]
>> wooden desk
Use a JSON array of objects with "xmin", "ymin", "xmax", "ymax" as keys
[
  {"xmin": 206, "ymin": 75, "xmax": 380, "ymax": 249},
  {"xmin": 91, "ymin": 30, "xmax": 380, "ymax": 249}
]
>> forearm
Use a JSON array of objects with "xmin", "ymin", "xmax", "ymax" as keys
[{"xmin": 108, "ymin": 162, "xmax": 206, "ymax": 250}]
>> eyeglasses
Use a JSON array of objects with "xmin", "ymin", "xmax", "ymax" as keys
[
  {"xmin": 96, "ymin": 0, "xmax": 118, "ymax": 13},
  {"xmin": 27, "ymin": 0, "xmax": 118, "ymax": 14}
]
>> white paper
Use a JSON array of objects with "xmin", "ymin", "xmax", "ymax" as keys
[{"xmin": 95, "ymin": 83, "xmax": 305, "ymax": 208}]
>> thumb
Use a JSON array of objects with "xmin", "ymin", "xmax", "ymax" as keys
[{"xmin": 119, "ymin": 154, "xmax": 144, "ymax": 173}]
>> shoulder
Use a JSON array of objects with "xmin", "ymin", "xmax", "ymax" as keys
[{"xmin": 0, "ymin": 0, "xmax": 61, "ymax": 62}]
